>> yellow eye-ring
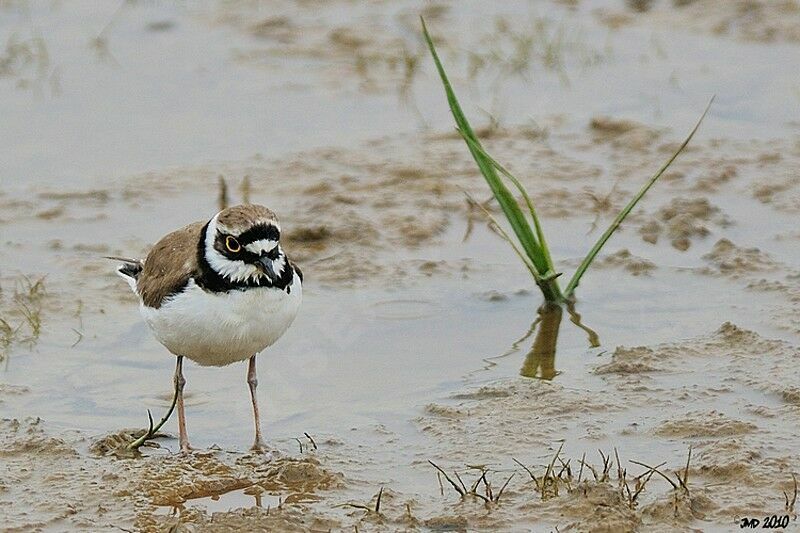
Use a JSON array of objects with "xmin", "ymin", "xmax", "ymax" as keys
[{"xmin": 225, "ymin": 236, "xmax": 241, "ymax": 253}]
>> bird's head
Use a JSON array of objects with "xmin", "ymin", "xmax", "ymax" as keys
[{"xmin": 201, "ymin": 204, "xmax": 287, "ymax": 285}]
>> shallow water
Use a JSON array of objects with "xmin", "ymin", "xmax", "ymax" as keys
[{"xmin": 2, "ymin": 1, "xmax": 800, "ymax": 531}]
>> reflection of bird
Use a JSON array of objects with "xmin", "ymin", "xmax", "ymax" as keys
[{"xmin": 114, "ymin": 204, "xmax": 303, "ymax": 452}]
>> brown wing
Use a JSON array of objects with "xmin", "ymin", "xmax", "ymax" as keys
[{"xmin": 137, "ymin": 221, "xmax": 205, "ymax": 308}]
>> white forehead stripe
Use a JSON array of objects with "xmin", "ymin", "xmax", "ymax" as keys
[{"xmin": 245, "ymin": 239, "xmax": 278, "ymax": 255}]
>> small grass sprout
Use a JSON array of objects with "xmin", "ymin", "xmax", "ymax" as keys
[
  {"xmin": 429, "ymin": 461, "xmax": 514, "ymax": 504},
  {"xmin": 421, "ymin": 18, "xmax": 713, "ymax": 304},
  {"xmin": 125, "ymin": 386, "xmax": 180, "ymax": 451},
  {"xmin": 785, "ymin": 473, "xmax": 797, "ymax": 515},
  {"xmin": 339, "ymin": 486, "xmax": 385, "ymax": 514},
  {"xmin": 513, "ymin": 442, "xmax": 570, "ymax": 500}
]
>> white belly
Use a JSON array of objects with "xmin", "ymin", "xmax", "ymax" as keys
[{"xmin": 140, "ymin": 274, "xmax": 302, "ymax": 366}]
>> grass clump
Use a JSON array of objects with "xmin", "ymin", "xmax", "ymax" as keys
[
  {"xmin": 429, "ymin": 460, "xmax": 515, "ymax": 504},
  {"xmin": 0, "ymin": 275, "xmax": 47, "ymax": 360},
  {"xmin": 513, "ymin": 445, "xmax": 691, "ymax": 512},
  {"xmin": 421, "ymin": 18, "xmax": 712, "ymax": 304},
  {"xmin": 431, "ymin": 445, "xmax": 694, "ymax": 514}
]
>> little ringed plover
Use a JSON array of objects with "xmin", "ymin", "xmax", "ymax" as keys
[{"xmin": 114, "ymin": 204, "xmax": 303, "ymax": 452}]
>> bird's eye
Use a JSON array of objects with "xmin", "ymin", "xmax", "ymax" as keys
[{"xmin": 225, "ymin": 236, "xmax": 241, "ymax": 253}]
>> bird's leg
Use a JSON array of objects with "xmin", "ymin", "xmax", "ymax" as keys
[
  {"xmin": 247, "ymin": 355, "xmax": 265, "ymax": 451},
  {"xmin": 174, "ymin": 355, "xmax": 191, "ymax": 453}
]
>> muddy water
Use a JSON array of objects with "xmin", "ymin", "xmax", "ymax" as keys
[{"xmin": 2, "ymin": 1, "xmax": 800, "ymax": 531}]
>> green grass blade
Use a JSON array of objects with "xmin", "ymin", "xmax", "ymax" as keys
[
  {"xmin": 464, "ymin": 191, "xmax": 542, "ymax": 281},
  {"xmin": 421, "ymin": 17, "xmax": 553, "ymax": 281},
  {"xmin": 459, "ymin": 131, "xmax": 556, "ymax": 276},
  {"xmin": 563, "ymin": 97, "xmax": 714, "ymax": 299}
]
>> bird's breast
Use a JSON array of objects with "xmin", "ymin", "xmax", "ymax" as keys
[{"xmin": 140, "ymin": 273, "xmax": 302, "ymax": 366}]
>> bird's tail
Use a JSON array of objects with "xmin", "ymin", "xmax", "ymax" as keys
[{"xmin": 105, "ymin": 256, "xmax": 143, "ymax": 293}]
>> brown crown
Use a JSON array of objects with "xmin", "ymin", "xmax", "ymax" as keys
[{"xmin": 216, "ymin": 204, "xmax": 279, "ymax": 234}]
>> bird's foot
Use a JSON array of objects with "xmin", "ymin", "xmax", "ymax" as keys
[
  {"xmin": 179, "ymin": 441, "xmax": 193, "ymax": 454},
  {"xmin": 250, "ymin": 439, "xmax": 268, "ymax": 453}
]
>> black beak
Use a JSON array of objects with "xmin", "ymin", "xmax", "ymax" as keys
[{"xmin": 256, "ymin": 255, "xmax": 277, "ymax": 281}]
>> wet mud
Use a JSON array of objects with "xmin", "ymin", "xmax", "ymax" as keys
[{"xmin": 599, "ymin": 0, "xmax": 800, "ymax": 44}]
